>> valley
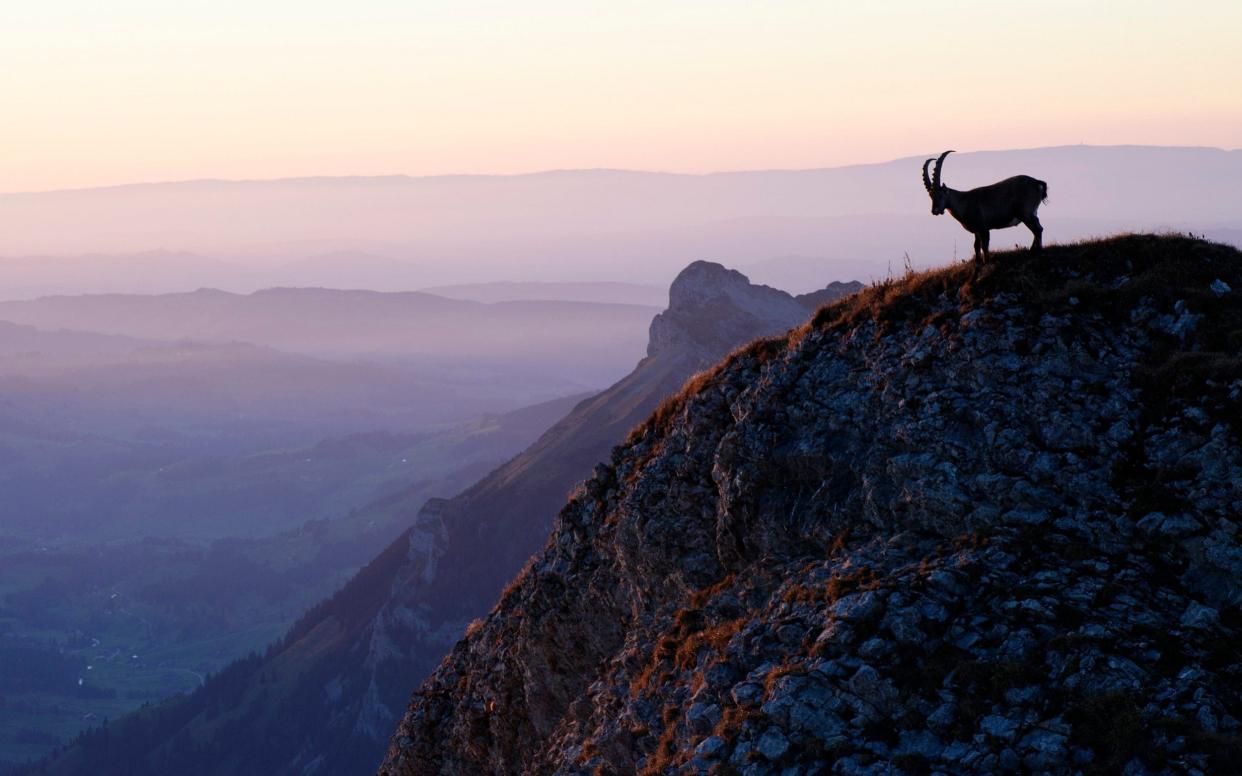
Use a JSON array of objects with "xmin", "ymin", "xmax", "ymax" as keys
[{"xmin": 0, "ymin": 391, "xmax": 584, "ymax": 768}]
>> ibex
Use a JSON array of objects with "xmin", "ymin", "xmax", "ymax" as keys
[{"xmin": 922, "ymin": 150, "xmax": 1048, "ymax": 265}]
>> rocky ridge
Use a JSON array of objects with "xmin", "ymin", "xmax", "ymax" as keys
[
  {"xmin": 337, "ymin": 261, "xmax": 857, "ymax": 759},
  {"xmin": 379, "ymin": 235, "xmax": 1242, "ymax": 775}
]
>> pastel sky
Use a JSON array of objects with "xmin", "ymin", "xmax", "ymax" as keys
[{"xmin": 3, "ymin": 0, "xmax": 1240, "ymax": 192}]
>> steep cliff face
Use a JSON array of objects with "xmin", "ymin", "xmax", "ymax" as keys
[
  {"xmin": 30, "ymin": 263, "xmax": 855, "ymax": 776},
  {"xmin": 379, "ymin": 235, "xmax": 1242, "ymax": 775},
  {"xmin": 331, "ymin": 262, "xmax": 857, "ymax": 762}
]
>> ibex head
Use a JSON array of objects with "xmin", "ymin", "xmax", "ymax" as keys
[{"xmin": 922, "ymin": 150, "xmax": 954, "ymax": 216}]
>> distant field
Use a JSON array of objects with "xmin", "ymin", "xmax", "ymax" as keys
[{"xmin": 0, "ymin": 538, "xmax": 347, "ymax": 766}]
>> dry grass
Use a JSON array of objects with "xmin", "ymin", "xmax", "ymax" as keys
[
  {"xmin": 780, "ymin": 564, "xmax": 880, "ymax": 606},
  {"xmin": 630, "ymin": 610, "xmax": 746, "ymax": 700},
  {"xmin": 627, "ymin": 233, "xmax": 1242, "ymax": 452},
  {"xmin": 711, "ymin": 704, "xmax": 755, "ymax": 743},
  {"xmin": 761, "ymin": 662, "xmax": 806, "ymax": 694},
  {"xmin": 672, "ymin": 618, "xmax": 746, "ymax": 671},
  {"xmin": 497, "ymin": 553, "xmax": 539, "ymax": 603},
  {"xmin": 635, "ymin": 705, "xmax": 684, "ymax": 776},
  {"xmin": 688, "ymin": 572, "xmax": 738, "ymax": 609}
]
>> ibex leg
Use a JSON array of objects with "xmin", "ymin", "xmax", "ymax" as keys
[
  {"xmin": 972, "ymin": 234, "xmax": 983, "ymax": 264},
  {"xmin": 1024, "ymin": 216, "xmax": 1043, "ymax": 252},
  {"xmin": 980, "ymin": 231, "xmax": 991, "ymax": 261}
]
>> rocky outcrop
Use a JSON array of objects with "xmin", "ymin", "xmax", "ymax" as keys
[
  {"xmin": 327, "ymin": 261, "xmax": 858, "ymax": 764},
  {"xmin": 379, "ymin": 235, "xmax": 1242, "ymax": 775},
  {"xmin": 646, "ymin": 261, "xmax": 828, "ymax": 359}
]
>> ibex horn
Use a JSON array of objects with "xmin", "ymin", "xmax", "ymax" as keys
[
  {"xmin": 922, "ymin": 159, "xmax": 934, "ymax": 193},
  {"xmin": 932, "ymin": 150, "xmax": 954, "ymax": 189}
]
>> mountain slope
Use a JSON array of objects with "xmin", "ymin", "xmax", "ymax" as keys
[
  {"xmin": 379, "ymin": 235, "xmax": 1242, "ymax": 775},
  {"xmin": 26, "ymin": 264, "xmax": 860, "ymax": 776},
  {"xmin": 413, "ymin": 263, "xmax": 858, "ymax": 615}
]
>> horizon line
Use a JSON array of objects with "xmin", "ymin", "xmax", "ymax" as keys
[{"xmin": 3, "ymin": 143, "xmax": 1235, "ymax": 198}]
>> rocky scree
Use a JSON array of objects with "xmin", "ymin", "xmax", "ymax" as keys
[{"xmin": 378, "ymin": 235, "xmax": 1242, "ymax": 776}]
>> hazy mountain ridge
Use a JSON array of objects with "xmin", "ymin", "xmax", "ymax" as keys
[
  {"xmin": 0, "ymin": 286, "xmax": 655, "ymax": 356},
  {"xmin": 378, "ymin": 235, "xmax": 1242, "ymax": 775},
  {"xmin": 418, "ymin": 281, "xmax": 666, "ymax": 307},
  {"xmin": 0, "ymin": 287, "xmax": 657, "ymax": 393},
  {"xmin": 20, "ymin": 263, "xmax": 861, "ymax": 775},
  {"xmin": 2, "ymin": 147, "xmax": 1239, "ymax": 293},
  {"xmin": 0, "ymin": 320, "xmax": 155, "ymax": 360},
  {"xmin": 0, "ymin": 338, "xmax": 531, "ymax": 541}
]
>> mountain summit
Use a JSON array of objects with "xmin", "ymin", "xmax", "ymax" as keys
[
  {"xmin": 647, "ymin": 261, "xmax": 815, "ymax": 358},
  {"xmin": 379, "ymin": 235, "xmax": 1242, "ymax": 775}
]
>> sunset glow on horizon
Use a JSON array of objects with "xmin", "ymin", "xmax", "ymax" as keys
[{"xmin": 4, "ymin": 0, "xmax": 1240, "ymax": 192}]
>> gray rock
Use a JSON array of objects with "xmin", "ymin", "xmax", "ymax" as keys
[
  {"xmin": 1021, "ymin": 728, "xmax": 1068, "ymax": 770},
  {"xmin": 732, "ymin": 682, "xmax": 764, "ymax": 707},
  {"xmin": 980, "ymin": 714, "xmax": 1020, "ymax": 741},
  {"xmin": 858, "ymin": 637, "xmax": 891, "ymax": 661},
  {"xmin": 777, "ymin": 623, "xmax": 806, "ymax": 646},
  {"xmin": 926, "ymin": 702, "xmax": 956, "ymax": 735},
  {"xmin": 831, "ymin": 590, "xmax": 886, "ymax": 623},
  {"xmin": 694, "ymin": 735, "xmax": 726, "ymax": 759},
  {"xmin": 1197, "ymin": 704, "xmax": 1219, "ymax": 733},
  {"xmin": 895, "ymin": 729, "xmax": 943, "ymax": 760},
  {"xmin": 1004, "ymin": 685, "xmax": 1043, "ymax": 706},
  {"xmin": 686, "ymin": 702, "xmax": 722, "ymax": 734},
  {"xmin": 1137, "ymin": 512, "xmax": 1202, "ymax": 539},
  {"xmin": 756, "ymin": 728, "xmax": 790, "ymax": 761},
  {"xmin": 1181, "ymin": 601, "xmax": 1220, "ymax": 630},
  {"xmin": 846, "ymin": 664, "xmax": 898, "ymax": 716},
  {"xmin": 883, "ymin": 607, "xmax": 925, "ymax": 645}
]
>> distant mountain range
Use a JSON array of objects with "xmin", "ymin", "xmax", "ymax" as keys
[
  {"xmin": 0, "ymin": 319, "xmax": 152, "ymax": 360},
  {"xmin": 0, "ymin": 286, "xmax": 668, "ymax": 544},
  {"xmin": 419, "ymin": 280, "xmax": 667, "ymax": 307},
  {"xmin": 0, "ymin": 334, "xmax": 532, "ymax": 542},
  {"xmin": 25, "ymin": 263, "xmax": 861, "ymax": 775},
  {"xmin": 2, "ymin": 146, "xmax": 1238, "ymax": 295},
  {"xmin": 0, "ymin": 287, "xmax": 659, "ymax": 391}
]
